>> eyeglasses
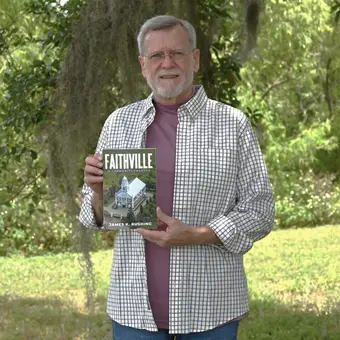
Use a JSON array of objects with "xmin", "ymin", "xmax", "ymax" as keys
[{"xmin": 144, "ymin": 50, "xmax": 192, "ymax": 64}]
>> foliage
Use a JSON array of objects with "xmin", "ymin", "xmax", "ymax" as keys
[
  {"xmin": 1, "ymin": 225, "xmax": 340, "ymax": 339},
  {"xmin": 265, "ymin": 120, "xmax": 337, "ymax": 173},
  {"xmin": 0, "ymin": 0, "xmax": 85, "ymax": 255},
  {"xmin": 137, "ymin": 196, "xmax": 157, "ymax": 223},
  {"xmin": 1, "ymin": 0, "xmax": 339, "ymax": 252},
  {"xmin": 0, "ymin": 0, "xmax": 259, "ymax": 253},
  {"xmin": 238, "ymin": 0, "xmax": 340, "ymax": 142},
  {"xmin": 264, "ymin": 118, "xmax": 340, "ymax": 229},
  {"xmin": 237, "ymin": 0, "xmax": 340, "ymax": 228},
  {"xmin": 275, "ymin": 170, "xmax": 340, "ymax": 228},
  {"xmin": 0, "ymin": 0, "xmax": 85, "ymax": 204},
  {"xmin": 124, "ymin": 207, "xmax": 136, "ymax": 225},
  {"xmin": 0, "ymin": 199, "xmax": 73, "ymax": 256},
  {"xmin": 332, "ymin": 0, "xmax": 340, "ymax": 22},
  {"xmin": 0, "ymin": 0, "xmax": 261, "ymax": 255}
]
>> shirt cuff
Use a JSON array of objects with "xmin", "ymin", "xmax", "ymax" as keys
[
  {"xmin": 78, "ymin": 191, "xmax": 103, "ymax": 229},
  {"xmin": 207, "ymin": 215, "xmax": 254, "ymax": 254}
]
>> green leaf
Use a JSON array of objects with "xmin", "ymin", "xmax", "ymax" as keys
[
  {"xmin": 336, "ymin": 11, "xmax": 340, "ymax": 23},
  {"xmin": 30, "ymin": 150, "xmax": 38, "ymax": 160},
  {"xmin": 32, "ymin": 195, "xmax": 39, "ymax": 205}
]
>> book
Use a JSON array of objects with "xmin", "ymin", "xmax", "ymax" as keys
[{"xmin": 102, "ymin": 148, "xmax": 157, "ymax": 229}]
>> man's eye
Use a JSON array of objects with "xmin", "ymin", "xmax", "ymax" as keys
[
  {"xmin": 150, "ymin": 53, "xmax": 163, "ymax": 60},
  {"xmin": 173, "ymin": 51, "xmax": 184, "ymax": 56}
]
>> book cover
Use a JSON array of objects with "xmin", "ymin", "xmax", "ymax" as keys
[{"xmin": 102, "ymin": 148, "xmax": 157, "ymax": 229}]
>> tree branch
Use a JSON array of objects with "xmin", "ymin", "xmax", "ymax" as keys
[
  {"xmin": 325, "ymin": 57, "xmax": 334, "ymax": 119},
  {"xmin": 261, "ymin": 78, "xmax": 290, "ymax": 99}
]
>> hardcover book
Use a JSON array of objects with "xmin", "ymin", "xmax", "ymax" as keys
[{"xmin": 102, "ymin": 148, "xmax": 157, "ymax": 229}]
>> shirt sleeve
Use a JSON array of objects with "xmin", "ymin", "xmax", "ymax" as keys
[
  {"xmin": 207, "ymin": 119, "xmax": 275, "ymax": 254},
  {"xmin": 78, "ymin": 117, "xmax": 110, "ymax": 230}
]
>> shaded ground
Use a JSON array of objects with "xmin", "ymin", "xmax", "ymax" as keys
[
  {"xmin": 1, "ymin": 294, "xmax": 339, "ymax": 339},
  {"xmin": 0, "ymin": 294, "xmax": 112, "ymax": 340}
]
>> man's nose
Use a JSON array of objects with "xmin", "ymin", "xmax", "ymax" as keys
[{"xmin": 161, "ymin": 55, "xmax": 175, "ymax": 68}]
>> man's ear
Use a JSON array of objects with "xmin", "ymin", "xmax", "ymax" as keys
[
  {"xmin": 138, "ymin": 56, "xmax": 147, "ymax": 78},
  {"xmin": 192, "ymin": 49, "xmax": 200, "ymax": 73}
]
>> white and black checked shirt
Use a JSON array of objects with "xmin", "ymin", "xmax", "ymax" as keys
[{"xmin": 79, "ymin": 85, "xmax": 275, "ymax": 334}]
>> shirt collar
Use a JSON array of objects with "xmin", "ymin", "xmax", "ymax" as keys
[{"xmin": 141, "ymin": 85, "xmax": 208, "ymax": 120}]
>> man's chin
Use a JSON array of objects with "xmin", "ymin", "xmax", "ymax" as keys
[
  {"xmin": 155, "ymin": 88, "xmax": 183, "ymax": 99},
  {"xmin": 155, "ymin": 82, "xmax": 190, "ymax": 98}
]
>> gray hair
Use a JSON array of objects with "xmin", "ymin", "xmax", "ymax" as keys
[{"xmin": 137, "ymin": 15, "xmax": 197, "ymax": 55}]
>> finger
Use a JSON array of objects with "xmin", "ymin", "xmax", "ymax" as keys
[
  {"xmin": 85, "ymin": 164, "xmax": 103, "ymax": 176},
  {"xmin": 85, "ymin": 156, "xmax": 103, "ymax": 169},
  {"xmin": 135, "ymin": 228, "xmax": 154, "ymax": 238},
  {"xmin": 84, "ymin": 175, "xmax": 103, "ymax": 184},
  {"xmin": 93, "ymin": 153, "xmax": 102, "ymax": 161},
  {"xmin": 140, "ymin": 236, "xmax": 164, "ymax": 247},
  {"xmin": 135, "ymin": 229, "xmax": 164, "ymax": 241},
  {"xmin": 136, "ymin": 229, "xmax": 168, "ymax": 247},
  {"xmin": 157, "ymin": 219, "xmax": 166, "ymax": 227},
  {"xmin": 156, "ymin": 207, "xmax": 173, "ymax": 225}
]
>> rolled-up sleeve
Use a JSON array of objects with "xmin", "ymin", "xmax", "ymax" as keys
[{"xmin": 208, "ymin": 119, "xmax": 275, "ymax": 254}]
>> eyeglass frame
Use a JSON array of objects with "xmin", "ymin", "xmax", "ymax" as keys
[{"xmin": 142, "ymin": 49, "xmax": 195, "ymax": 64}]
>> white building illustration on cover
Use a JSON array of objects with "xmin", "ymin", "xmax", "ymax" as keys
[{"xmin": 115, "ymin": 176, "xmax": 146, "ymax": 209}]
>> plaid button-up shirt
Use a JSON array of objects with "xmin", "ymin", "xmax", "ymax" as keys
[{"xmin": 79, "ymin": 86, "xmax": 275, "ymax": 334}]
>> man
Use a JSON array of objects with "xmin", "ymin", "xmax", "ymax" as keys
[{"xmin": 79, "ymin": 15, "xmax": 275, "ymax": 340}]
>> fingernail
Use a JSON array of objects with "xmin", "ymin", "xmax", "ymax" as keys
[
  {"xmin": 98, "ymin": 155, "xmax": 103, "ymax": 161},
  {"xmin": 98, "ymin": 162, "xmax": 103, "ymax": 168}
]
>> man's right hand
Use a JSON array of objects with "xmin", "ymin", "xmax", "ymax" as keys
[
  {"xmin": 84, "ymin": 153, "xmax": 103, "ymax": 195},
  {"xmin": 84, "ymin": 153, "xmax": 104, "ymax": 225}
]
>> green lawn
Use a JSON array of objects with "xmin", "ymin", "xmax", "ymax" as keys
[{"xmin": 1, "ymin": 225, "xmax": 339, "ymax": 339}]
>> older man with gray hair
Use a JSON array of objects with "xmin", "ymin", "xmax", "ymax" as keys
[{"xmin": 80, "ymin": 15, "xmax": 274, "ymax": 340}]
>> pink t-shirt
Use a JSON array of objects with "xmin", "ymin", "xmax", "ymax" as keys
[{"xmin": 145, "ymin": 99, "xmax": 181, "ymax": 329}]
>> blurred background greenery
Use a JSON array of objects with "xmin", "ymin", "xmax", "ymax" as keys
[
  {"xmin": 0, "ymin": 0, "xmax": 339, "ymax": 338},
  {"xmin": 0, "ymin": 0, "xmax": 339, "ymax": 256}
]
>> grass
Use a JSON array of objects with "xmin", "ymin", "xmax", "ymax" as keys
[{"xmin": 0, "ymin": 225, "xmax": 339, "ymax": 339}]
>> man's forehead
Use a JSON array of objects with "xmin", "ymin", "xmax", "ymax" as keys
[{"xmin": 143, "ymin": 25, "xmax": 190, "ymax": 52}]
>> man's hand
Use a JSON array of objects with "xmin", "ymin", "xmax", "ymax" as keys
[
  {"xmin": 136, "ymin": 207, "xmax": 223, "ymax": 247},
  {"xmin": 84, "ymin": 153, "xmax": 103, "ymax": 195},
  {"xmin": 136, "ymin": 207, "xmax": 196, "ymax": 247},
  {"xmin": 84, "ymin": 153, "xmax": 104, "ymax": 224}
]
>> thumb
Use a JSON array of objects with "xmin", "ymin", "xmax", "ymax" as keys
[{"xmin": 156, "ymin": 207, "xmax": 173, "ymax": 225}]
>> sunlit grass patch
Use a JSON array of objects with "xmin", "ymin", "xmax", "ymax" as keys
[{"xmin": 1, "ymin": 225, "xmax": 339, "ymax": 339}]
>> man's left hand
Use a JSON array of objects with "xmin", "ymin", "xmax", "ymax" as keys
[{"xmin": 135, "ymin": 207, "xmax": 198, "ymax": 247}]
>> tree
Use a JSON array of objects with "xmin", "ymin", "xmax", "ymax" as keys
[
  {"xmin": 125, "ymin": 208, "xmax": 136, "ymax": 225},
  {"xmin": 236, "ymin": 0, "xmax": 340, "ymax": 227},
  {"xmin": 1, "ymin": 0, "xmax": 261, "ymax": 244}
]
